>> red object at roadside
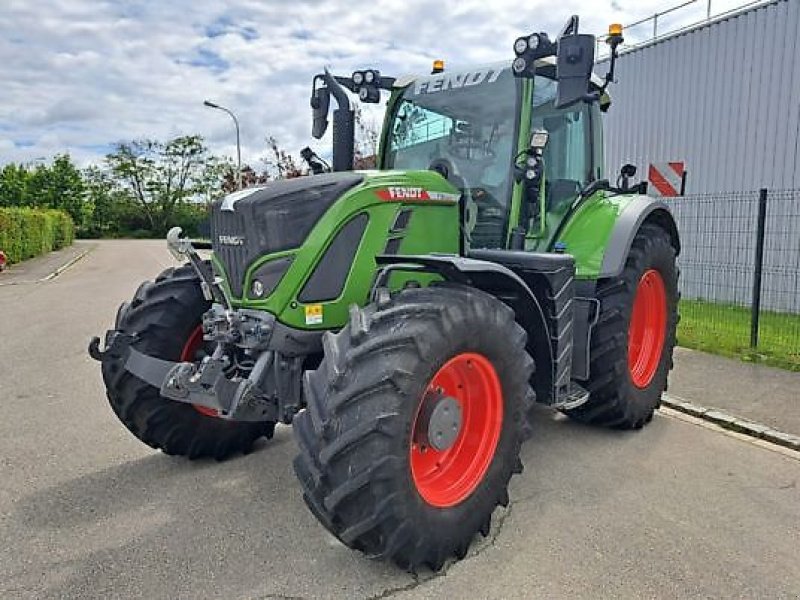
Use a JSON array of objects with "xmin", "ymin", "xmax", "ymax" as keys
[{"xmin": 0, "ymin": 250, "xmax": 7, "ymax": 271}]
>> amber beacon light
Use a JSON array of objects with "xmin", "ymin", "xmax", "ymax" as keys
[{"xmin": 607, "ymin": 23, "xmax": 624, "ymax": 47}]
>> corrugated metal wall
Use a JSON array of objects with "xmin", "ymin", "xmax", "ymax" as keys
[{"xmin": 601, "ymin": 0, "xmax": 800, "ymax": 194}]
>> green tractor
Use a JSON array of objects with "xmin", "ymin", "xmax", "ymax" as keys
[{"xmin": 90, "ymin": 17, "xmax": 679, "ymax": 570}]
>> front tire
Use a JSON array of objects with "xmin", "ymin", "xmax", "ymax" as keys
[
  {"xmin": 101, "ymin": 264, "xmax": 274, "ymax": 459},
  {"xmin": 564, "ymin": 223, "xmax": 679, "ymax": 429},
  {"xmin": 292, "ymin": 284, "xmax": 535, "ymax": 570}
]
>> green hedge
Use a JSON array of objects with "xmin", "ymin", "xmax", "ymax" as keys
[{"xmin": 0, "ymin": 207, "xmax": 75, "ymax": 264}]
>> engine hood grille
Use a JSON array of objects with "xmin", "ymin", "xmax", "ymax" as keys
[{"xmin": 211, "ymin": 172, "xmax": 363, "ymax": 297}]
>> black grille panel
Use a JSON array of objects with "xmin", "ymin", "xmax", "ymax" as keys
[
  {"xmin": 211, "ymin": 173, "xmax": 363, "ymax": 297},
  {"xmin": 211, "ymin": 209, "xmax": 249, "ymax": 296}
]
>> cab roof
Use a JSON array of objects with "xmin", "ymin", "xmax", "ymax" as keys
[{"xmin": 393, "ymin": 57, "xmax": 608, "ymax": 94}]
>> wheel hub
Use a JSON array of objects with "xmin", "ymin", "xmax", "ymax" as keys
[{"xmin": 416, "ymin": 392, "xmax": 463, "ymax": 452}]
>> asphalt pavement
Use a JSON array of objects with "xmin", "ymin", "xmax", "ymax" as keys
[{"xmin": 1, "ymin": 240, "xmax": 799, "ymax": 599}]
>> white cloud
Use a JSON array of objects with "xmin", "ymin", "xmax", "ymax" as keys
[{"xmin": 0, "ymin": 0, "xmax": 750, "ymax": 168}]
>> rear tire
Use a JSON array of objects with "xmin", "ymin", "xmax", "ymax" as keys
[
  {"xmin": 101, "ymin": 264, "xmax": 274, "ymax": 460},
  {"xmin": 292, "ymin": 284, "xmax": 535, "ymax": 570},
  {"xmin": 564, "ymin": 223, "xmax": 679, "ymax": 429}
]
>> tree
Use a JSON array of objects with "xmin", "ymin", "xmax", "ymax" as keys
[
  {"xmin": 0, "ymin": 163, "xmax": 30, "ymax": 207},
  {"xmin": 43, "ymin": 154, "xmax": 85, "ymax": 223},
  {"xmin": 105, "ymin": 135, "xmax": 219, "ymax": 234},
  {"xmin": 264, "ymin": 136, "xmax": 306, "ymax": 179},
  {"xmin": 263, "ymin": 107, "xmax": 381, "ymax": 177},
  {"xmin": 220, "ymin": 163, "xmax": 269, "ymax": 194},
  {"xmin": 82, "ymin": 166, "xmax": 126, "ymax": 236},
  {"xmin": 354, "ymin": 107, "xmax": 380, "ymax": 170},
  {"xmin": 0, "ymin": 155, "xmax": 85, "ymax": 224},
  {"xmin": 197, "ymin": 155, "xmax": 238, "ymax": 200}
]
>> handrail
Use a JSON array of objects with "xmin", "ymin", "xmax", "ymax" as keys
[{"xmin": 596, "ymin": 0, "xmax": 773, "ymax": 59}]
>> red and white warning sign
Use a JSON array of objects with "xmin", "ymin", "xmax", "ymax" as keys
[{"xmin": 648, "ymin": 162, "xmax": 686, "ymax": 197}]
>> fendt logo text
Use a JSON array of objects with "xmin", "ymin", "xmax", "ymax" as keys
[
  {"xmin": 413, "ymin": 67, "xmax": 504, "ymax": 95},
  {"xmin": 375, "ymin": 187, "xmax": 460, "ymax": 203},
  {"xmin": 383, "ymin": 187, "xmax": 425, "ymax": 200},
  {"xmin": 218, "ymin": 235, "xmax": 245, "ymax": 246}
]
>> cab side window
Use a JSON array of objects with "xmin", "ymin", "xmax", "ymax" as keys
[{"xmin": 532, "ymin": 101, "xmax": 592, "ymax": 209}]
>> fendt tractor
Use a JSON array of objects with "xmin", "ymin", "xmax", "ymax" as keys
[{"xmin": 90, "ymin": 17, "xmax": 679, "ymax": 570}]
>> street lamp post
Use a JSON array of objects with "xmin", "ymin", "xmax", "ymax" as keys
[{"xmin": 204, "ymin": 100, "xmax": 242, "ymax": 190}]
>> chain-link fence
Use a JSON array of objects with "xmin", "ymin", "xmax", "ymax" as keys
[{"xmin": 668, "ymin": 188, "xmax": 800, "ymax": 370}]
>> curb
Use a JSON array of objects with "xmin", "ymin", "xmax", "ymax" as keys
[
  {"xmin": 39, "ymin": 246, "xmax": 93, "ymax": 282},
  {"xmin": 662, "ymin": 393, "xmax": 800, "ymax": 452},
  {"xmin": 0, "ymin": 245, "xmax": 93, "ymax": 287}
]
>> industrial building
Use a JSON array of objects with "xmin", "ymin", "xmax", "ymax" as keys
[
  {"xmin": 602, "ymin": 0, "xmax": 800, "ymax": 194},
  {"xmin": 601, "ymin": 0, "xmax": 800, "ymax": 316}
]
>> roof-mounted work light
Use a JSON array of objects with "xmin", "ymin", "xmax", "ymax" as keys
[{"xmin": 511, "ymin": 31, "xmax": 555, "ymax": 79}]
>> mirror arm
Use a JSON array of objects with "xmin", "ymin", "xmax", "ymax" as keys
[
  {"xmin": 377, "ymin": 76, "xmax": 397, "ymax": 91},
  {"xmin": 558, "ymin": 15, "xmax": 580, "ymax": 39},
  {"xmin": 322, "ymin": 69, "xmax": 352, "ymax": 109},
  {"xmin": 320, "ymin": 69, "xmax": 355, "ymax": 171},
  {"xmin": 600, "ymin": 34, "xmax": 624, "ymax": 93},
  {"xmin": 333, "ymin": 75, "xmax": 357, "ymax": 93}
]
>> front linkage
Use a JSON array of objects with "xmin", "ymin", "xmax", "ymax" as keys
[{"xmin": 89, "ymin": 227, "xmax": 305, "ymax": 425}]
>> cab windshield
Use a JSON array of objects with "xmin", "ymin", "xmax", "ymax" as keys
[
  {"xmin": 384, "ymin": 65, "xmax": 519, "ymax": 247},
  {"xmin": 384, "ymin": 66, "xmax": 595, "ymax": 248}
]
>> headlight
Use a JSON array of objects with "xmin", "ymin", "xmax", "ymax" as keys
[
  {"xmin": 352, "ymin": 71, "xmax": 364, "ymax": 85},
  {"xmin": 528, "ymin": 34, "xmax": 540, "ymax": 50},
  {"xmin": 512, "ymin": 57, "xmax": 527, "ymax": 74},
  {"xmin": 513, "ymin": 37, "xmax": 528, "ymax": 55},
  {"xmin": 248, "ymin": 256, "xmax": 294, "ymax": 300},
  {"xmin": 364, "ymin": 70, "xmax": 375, "ymax": 83}
]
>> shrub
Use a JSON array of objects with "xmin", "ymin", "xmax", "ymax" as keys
[{"xmin": 0, "ymin": 207, "xmax": 74, "ymax": 264}]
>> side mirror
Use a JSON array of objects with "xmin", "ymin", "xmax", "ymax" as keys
[
  {"xmin": 555, "ymin": 34, "xmax": 595, "ymax": 109},
  {"xmin": 619, "ymin": 163, "xmax": 646, "ymax": 193},
  {"xmin": 311, "ymin": 85, "xmax": 330, "ymax": 139}
]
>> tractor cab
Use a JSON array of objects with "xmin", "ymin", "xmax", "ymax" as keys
[
  {"xmin": 380, "ymin": 58, "xmax": 608, "ymax": 251},
  {"xmin": 309, "ymin": 15, "xmax": 624, "ymax": 256}
]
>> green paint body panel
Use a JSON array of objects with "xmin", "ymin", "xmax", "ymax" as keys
[
  {"xmin": 224, "ymin": 170, "xmax": 460, "ymax": 330},
  {"xmin": 552, "ymin": 192, "xmax": 639, "ymax": 279}
]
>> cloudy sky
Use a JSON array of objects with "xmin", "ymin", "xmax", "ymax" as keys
[{"xmin": 1, "ymin": 0, "xmax": 748, "ymax": 168}]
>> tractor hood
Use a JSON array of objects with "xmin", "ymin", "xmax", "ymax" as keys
[
  {"xmin": 210, "ymin": 169, "xmax": 460, "ymax": 319},
  {"xmin": 211, "ymin": 172, "xmax": 364, "ymax": 297}
]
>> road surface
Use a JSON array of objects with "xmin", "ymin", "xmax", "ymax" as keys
[{"xmin": 1, "ymin": 240, "xmax": 798, "ymax": 599}]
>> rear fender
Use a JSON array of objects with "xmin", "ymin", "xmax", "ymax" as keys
[{"xmin": 600, "ymin": 196, "xmax": 681, "ymax": 278}]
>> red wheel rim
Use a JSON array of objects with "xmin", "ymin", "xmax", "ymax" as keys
[
  {"xmin": 628, "ymin": 269, "xmax": 667, "ymax": 389},
  {"xmin": 180, "ymin": 325, "xmax": 219, "ymax": 417},
  {"xmin": 410, "ymin": 352, "xmax": 504, "ymax": 508}
]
